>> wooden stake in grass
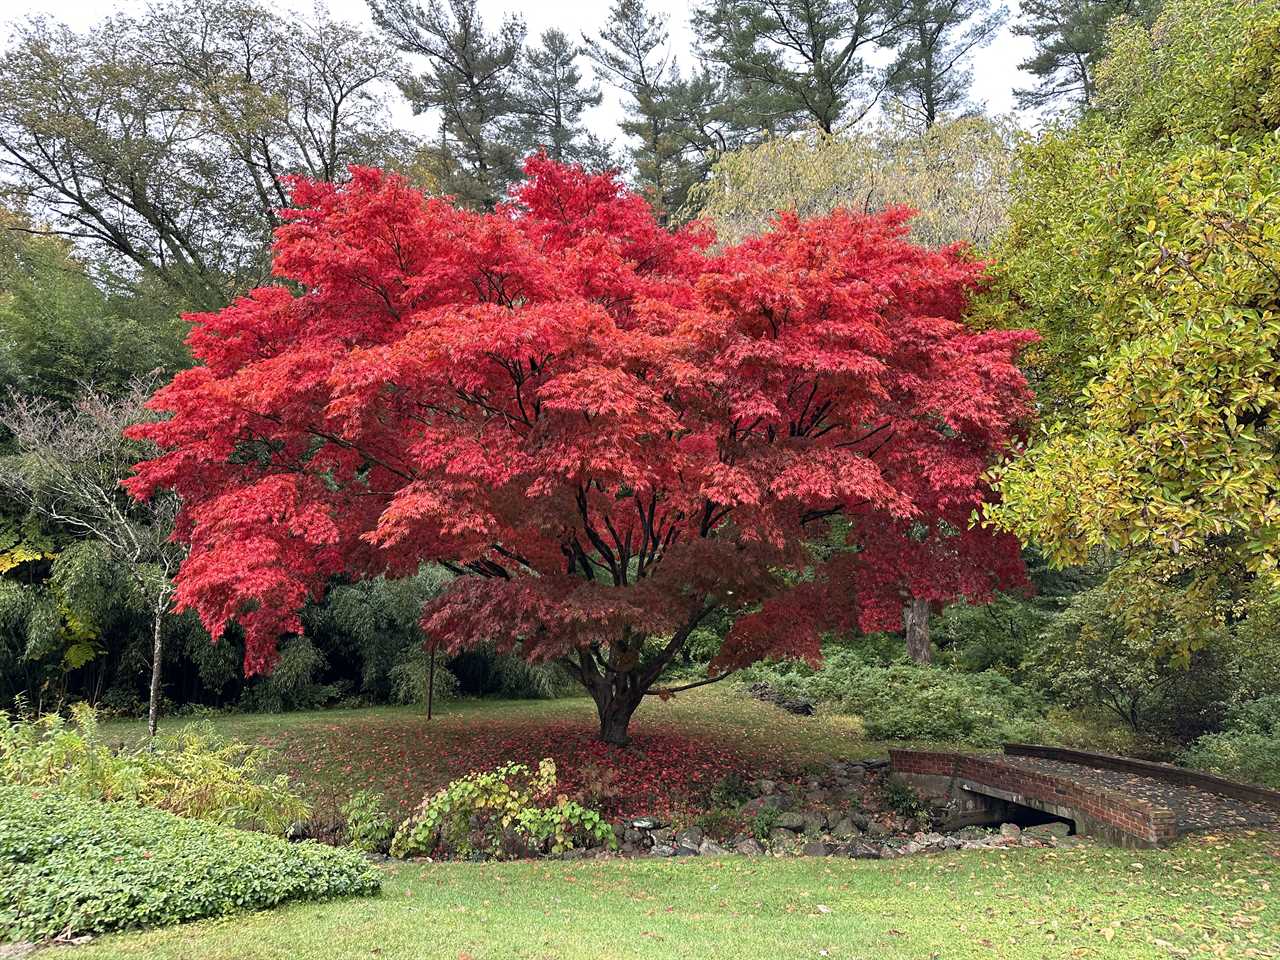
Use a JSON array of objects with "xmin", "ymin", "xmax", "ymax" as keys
[{"xmin": 426, "ymin": 641, "xmax": 437, "ymax": 721}]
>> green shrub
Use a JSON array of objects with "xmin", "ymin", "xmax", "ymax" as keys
[
  {"xmin": 1180, "ymin": 697, "xmax": 1280, "ymax": 787},
  {"xmin": 0, "ymin": 785, "xmax": 380, "ymax": 942},
  {"xmin": 741, "ymin": 648, "xmax": 1051, "ymax": 746},
  {"xmin": 0, "ymin": 705, "xmax": 308, "ymax": 832},
  {"xmin": 881, "ymin": 775, "xmax": 931, "ymax": 823},
  {"xmin": 390, "ymin": 759, "xmax": 615, "ymax": 860},
  {"xmin": 388, "ymin": 646, "xmax": 460, "ymax": 706},
  {"xmin": 342, "ymin": 790, "xmax": 394, "ymax": 853}
]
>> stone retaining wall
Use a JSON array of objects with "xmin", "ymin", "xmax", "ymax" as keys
[{"xmin": 889, "ymin": 749, "xmax": 1178, "ymax": 847}]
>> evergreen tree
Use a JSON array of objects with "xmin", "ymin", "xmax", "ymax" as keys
[
  {"xmin": 694, "ymin": 0, "xmax": 909, "ymax": 134},
  {"xmin": 1012, "ymin": 0, "xmax": 1157, "ymax": 112},
  {"xmin": 584, "ymin": 0, "xmax": 688, "ymax": 220},
  {"xmin": 513, "ymin": 29, "xmax": 612, "ymax": 169},
  {"xmin": 887, "ymin": 0, "xmax": 1008, "ymax": 130},
  {"xmin": 369, "ymin": 0, "xmax": 526, "ymax": 207}
]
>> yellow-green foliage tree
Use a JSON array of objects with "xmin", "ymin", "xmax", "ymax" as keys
[
  {"xmin": 690, "ymin": 113, "xmax": 1018, "ymax": 248},
  {"xmin": 984, "ymin": 0, "xmax": 1280, "ymax": 580}
]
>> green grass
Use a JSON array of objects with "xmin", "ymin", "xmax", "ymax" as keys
[
  {"xmin": 100, "ymin": 690, "xmax": 937, "ymax": 816},
  {"xmin": 77, "ymin": 693, "xmax": 1280, "ymax": 958},
  {"xmin": 49, "ymin": 833, "xmax": 1280, "ymax": 959}
]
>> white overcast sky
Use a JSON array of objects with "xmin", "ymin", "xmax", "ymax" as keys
[{"xmin": 1, "ymin": 0, "xmax": 1038, "ymax": 139}]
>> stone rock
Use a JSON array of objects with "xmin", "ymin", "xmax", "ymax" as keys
[
  {"xmin": 918, "ymin": 832, "xmax": 945, "ymax": 848},
  {"xmin": 830, "ymin": 817, "xmax": 863, "ymax": 838},
  {"xmin": 865, "ymin": 757, "xmax": 890, "ymax": 770},
  {"xmin": 999, "ymin": 823, "xmax": 1022, "ymax": 840},
  {"xmin": 850, "ymin": 812, "xmax": 871, "ymax": 831},
  {"xmin": 846, "ymin": 843, "xmax": 881, "ymax": 859},
  {"xmin": 866, "ymin": 820, "xmax": 890, "ymax": 837},
  {"xmin": 672, "ymin": 844, "xmax": 699, "ymax": 856},
  {"xmin": 630, "ymin": 817, "xmax": 664, "ymax": 830},
  {"xmin": 623, "ymin": 827, "xmax": 646, "ymax": 845},
  {"xmin": 878, "ymin": 845, "xmax": 900, "ymax": 859},
  {"xmin": 734, "ymin": 837, "xmax": 766, "ymax": 856},
  {"xmin": 754, "ymin": 779, "xmax": 777, "ymax": 796},
  {"xmin": 698, "ymin": 839, "xmax": 730, "ymax": 857},
  {"xmin": 900, "ymin": 841, "xmax": 925, "ymax": 856},
  {"xmin": 651, "ymin": 828, "xmax": 676, "ymax": 844},
  {"xmin": 801, "ymin": 812, "xmax": 829, "ymax": 836},
  {"xmin": 801, "ymin": 840, "xmax": 832, "ymax": 857},
  {"xmin": 776, "ymin": 811, "xmax": 807, "ymax": 831},
  {"xmin": 768, "ymin": 828, "xmax": 797, "ymax": 848},
  {"xmin": 561, "ymin": 848, "xmax": 588, "ymax": 860},
  {"xmin": 1024, "ymin": 821, "xmax": 1071, "ymax": 840},
  {"xmin": 741, "ymin": 794, "xmax": 792, "ymax": 817},
  {"xmin": 961, "ymin": 839, "xmax": 989, "ymax": 850},
  {"xmin": 650, "ymin": 844, "xmax": 677, "ymax": 857},
  {"xmin": 676, "ymin": 827, "xmax": 704, "ymax": 848}
]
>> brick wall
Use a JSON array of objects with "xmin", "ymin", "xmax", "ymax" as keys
[{"xmin": 889, "ymin": 749, "xmax": 1178, "ymax": 845}]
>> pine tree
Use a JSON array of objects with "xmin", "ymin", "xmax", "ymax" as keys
[
  {"xmin": 369, "ymin": 0, "xmax": 525, "ymax": 207},
  {"xmin": 1012, "ymin": 0, "xmax": 1157, "ymax": 112},
  {"xmin": 513, "ymin": 29, "xmax": 612, "ymax": 169},
  {"xmin": 694, "ymin": 0, "xmax": 909, "ymax": 133},
  {"xmin": 584, "ymin": 0, "xmax": 687, "ymax": 220},
  {"xmin": 887, "ymin": 0, "xmax": 1008, "ymax": 130}
]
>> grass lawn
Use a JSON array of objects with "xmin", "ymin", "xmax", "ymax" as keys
[
  {"xmin": 81, "ymin": 691, "xmax": 1280, "ymax": 959},
  {"xmin": 101, "ymin": 689, "xmax": 934, "ymax": 817},
  {"xmin": 50, "ymin": 833, "xmax": 1280, "ymax": 960}
]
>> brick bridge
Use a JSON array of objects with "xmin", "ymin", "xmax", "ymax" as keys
[{"xmin": 890, "ymin": 744, "xmax": 1280, "ymax": 847}]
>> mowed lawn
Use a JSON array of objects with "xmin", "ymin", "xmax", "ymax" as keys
[
  {"xmin": 87, "ymin": 692, "xmax": 1280, "ymax": 959},
  {"xmin": 51, "ymin": 834, "xmax": 1280, "ymax": 960}
]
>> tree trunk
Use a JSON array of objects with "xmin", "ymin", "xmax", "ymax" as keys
[
  {"xmin": 147, "ymin": 605, "xmax": 164, "ymax": 738},
  {"xmin": 904, "ymin": 597, "xmax": 933, "ymax": 665},
  {"xmin": 594, "ymin": 683, "xmax": 646, "ymax": 746}
]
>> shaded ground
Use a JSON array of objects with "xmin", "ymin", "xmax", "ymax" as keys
[
  {"xmin": 103, "ymin": 690, "xmax": 935, "ymax": 818},
  {"xmin": 1006, "ymin": 755, "xmax": 1280, "ymax": 834}
]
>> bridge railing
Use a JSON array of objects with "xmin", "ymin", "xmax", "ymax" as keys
[{"xmin": 1002, "ymin": 744, "xmax": 1280, "ymax": 811}]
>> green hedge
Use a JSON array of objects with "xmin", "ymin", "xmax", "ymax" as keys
[
  {"xmin": 0, "ymin": 785, "xmax": 381, "ymax": 942},
  {"xmin": 742, "ymin": 648, "xmax": 1052, "ymax": 746}
]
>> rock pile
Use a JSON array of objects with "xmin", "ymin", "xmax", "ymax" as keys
[{"xmin": 586, "ymin": 758, "xmax": 1081, "ymax": 861}]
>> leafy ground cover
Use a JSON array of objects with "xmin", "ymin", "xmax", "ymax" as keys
[
  {"xmin": 102, "ymin": 690, "xmax": 913, "ymax": 819},
  {"xmin": 0, "ymin": 785, "xmax": 379, "ymax": 942},
  {"xmin": 50, "ymin": 832, "xmax": 1280, "ymax": 960}
]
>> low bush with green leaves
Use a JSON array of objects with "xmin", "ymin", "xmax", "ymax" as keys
[
  {"xmin": 0, "ymin": 784, "xmax": 380, "ymax": 942},
  {"xmin": 1180, "ymin": 696, "xmax": 1280, "ymax": 788},
  {"xmin": 341, "ymin": 790, "xmax": 394, "ymax": 853},
  {"xmin": 0, "ymin": 705, "xmax": 308, "ymax": 832},
  {"xmin": 741, "ymin": 647, "xmax": 1052, "ymax": 746},
  {"xmin": 390, "ymin": 759, "xmax": 615, "ymax": 860}
]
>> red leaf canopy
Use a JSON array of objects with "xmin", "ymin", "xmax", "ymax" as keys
[{"xmin": 126, "ymin": 156, "xmax": 1038, "ymax": 677}]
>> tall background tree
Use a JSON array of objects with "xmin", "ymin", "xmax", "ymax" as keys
[
  {"xmin": 887, "ymin": 0, "xmax": 1008, "ymax": 130},
  {"xmin": 1012, "ymin": 0, "xmax": 1157, "ymax": 112},
  {"xmin": 0, "ymin": 0, "xmax": 407, "ymax": 311},
  {"xmin": 0, "ymin": 382, "xmax": 182, "ymax": 735},
  {"xmin": 369, "ymin": 0, "xmax": 526, "ymax": 208},
  {"xmin": 584, "ymin": 0, "xmax": 693, "ymax": 220},
  {"xmin": 514, "ymin": 29, "xmax": 612, "ymax": 169},
  {"xmin": 694, "ymin": 0, "xmax": 909, "ymax": 134}
]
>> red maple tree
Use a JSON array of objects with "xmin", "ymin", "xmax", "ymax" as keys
[{"xmin": 127, "ymin": 156, "xmax": 1037, "ymax": 744}]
